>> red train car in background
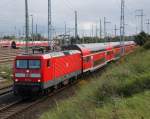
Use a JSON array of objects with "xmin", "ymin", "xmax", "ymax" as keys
[
  {"xmin": 13, "ymin": 41, "xmax": 136, "ymax": 95},
  {"xmin": 0, "ymin": 40, "xmax": 49, "ymax": 49}
]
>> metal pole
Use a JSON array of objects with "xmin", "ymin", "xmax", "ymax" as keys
[
  {"xmin": 95, "ymin": 24, "xmax": 98, "ymax": 37},
  {"xmin": 114, "ymin": 24, "xmax": 119, "ymax": 37},
  {"xmin": 136, "ymin": 9, "xmax": 144, "ymax": 32},
  {"xmin": 100, "ymin": 19, "xmax": 102, "ymax": 39},
  {"xmin": 95, "ymin": 24, "xmax": 98, "ymax": 42},
  {"xmin": 82, "ymin": 30, "xmax": 85, "ymax": 43},
  {"xmin": 48, "ymin": 0, "xmax": 52, "ymax": 48},
  {"xmin": 104, "ymin": 17, "xmax": 106, "ymax": 41},
  {"xmin": 115, "ymin": 25, "xmax": 117, "ymax": 37},
  {"xmin": 65, "ymin": 22, "xmax": 67, "ymax": 36},
  {"xmin": 92, "ymin": 24, "xmax": 94, "ymax": 41},
  {"xmin": 104, "ymin": 17, "xmax": 111, "ymax": 43},
  {"xmin": 146, "ymin": 19, "xmax": 150, "ymax": 34},
  {"xmin": 25, "ymin": 0, "xmax": 29, "ymax": 54},
  {"xmin": 36, "ymin": 24, "xmax": 38, "ymax": 41},
  {"xmin": 141, "ymin": 10, "xmax": 144, "ymax": 32},
  {"xmin": 14, "ymin": 26, "xmax": 17, "ymax": 38},
  {"xmin": 75, "ymin": 11, "xmax": 78, "ymax": 43},
  {"xmin": 120, "ymin": 0, "xmax": 125, "ymax": 55},
  {"xmin": 30, "ymin": 15, "xmax": 34, "ymax": 43}
]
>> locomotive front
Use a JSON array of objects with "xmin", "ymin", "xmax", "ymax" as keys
[{"xmin": 13, "ymin": 55, "xmax": 43, "ymax": 95}]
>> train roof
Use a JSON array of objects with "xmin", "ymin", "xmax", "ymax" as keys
[
  {"xmin": 16, "ymin": 41, "xmax": 135, "ymax": 59},
  {"xmin": 43, "ymin": 50, "xmax": 80, "ymax": 59},
  {"xmin": 70, "ymin": 41, "xmax": 135, "ymax": 55},
  {"xmin": 75, "ymin": 43, "xmax": 107, "ymax": 52},
  {"xmin": 104, "ymin": 41, "xmax": 135, "ymax": 48},
  {"xmin": 16, "ymin": 50, "xmax": 81, "ymax": 59}
]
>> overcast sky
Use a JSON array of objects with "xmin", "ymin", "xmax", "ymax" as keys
[{"xmin": 0, "ymin": 0, "xmax": 149, "ymax": 37}]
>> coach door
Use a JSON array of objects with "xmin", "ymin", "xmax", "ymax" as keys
[{"xmin": 83, "ymin": 56, "xmax": 92, "ymax": 72}]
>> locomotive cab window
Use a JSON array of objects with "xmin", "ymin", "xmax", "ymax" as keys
[
  {"xmin": 29, "ymin": 60, "xmax": 40, "ymax": 69},
  {"xmin": 16, "ymin": 60, "xmax": 28, "ymax": 69},
  {"xmin": 16, "ymin": 60, "xmax": 41, "ymax": 69}
]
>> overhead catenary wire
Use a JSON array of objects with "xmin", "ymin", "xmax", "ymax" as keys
[{"xmin": 63, "ymin": 0, "xmax": 75, "ymax": 11}]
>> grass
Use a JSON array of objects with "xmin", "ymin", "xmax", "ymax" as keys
[
  {"xmin": 0, "ymin": 65, "xmax": 12, "ymax": 80},
  {"xmin": 41, "ymin": 48, "xmax": 150, "ymax": 119},
  {"xmin": 94, "ymin": 91, "xmax": 150, "ymax": 119},
  {"xmin": 0, "ymin": 65, "xmax": 13, "ymax": 88},
  {"xmin": 0, "ymin": 64, "xmax": 13, "ymax": 85}
]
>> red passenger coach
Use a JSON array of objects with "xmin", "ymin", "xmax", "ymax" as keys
[
  {"xmin": 105, "ymin": 45, "xmax": 114, "ymax": 62},
  {"xmin": 70, "ymin": 43, "xmax": 107, "ymax": 72},
  {"xmin": 124, "ymin": 41, "xmax": 136, "ymax": 54},
  {"xmin": 108, "ymin": 42, "xmax": 121, "ymax": 61},
  {"xmin": 13, "ymin": 50, "xmax": 82, "ymax": 94}
]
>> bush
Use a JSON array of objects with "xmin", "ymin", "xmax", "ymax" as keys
[
  {"xmin": 143, "ymin": 40, "xmax": 150, "ymax": 49},
  {"xmin": 134, "ymin": 32, "xmax": 149, "ymax": 46}
]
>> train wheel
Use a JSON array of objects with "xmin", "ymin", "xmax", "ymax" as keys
[
  {"xmin": 13, "ymin": 90, "xmax": 18, "ymax": 96},
  {"xmin": 63, "ymin": 79, "xmax": 69, "ymax": 85}
]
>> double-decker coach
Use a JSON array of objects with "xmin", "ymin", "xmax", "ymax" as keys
[{"xmin": 68, "ymin": 43, "xmax": 107, "ymax": 72}]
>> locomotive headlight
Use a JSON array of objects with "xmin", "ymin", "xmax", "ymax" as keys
[
  {"xmin": 15, "ymin": 79, "xmax": 18, "ymax": 82},
  {"xmin": 38, "ymin": 79, "xmax": 41, "ymax": 82}
]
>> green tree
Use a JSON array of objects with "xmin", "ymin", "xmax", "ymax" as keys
[{"xmin": 135, "ymin": 32, "xmax": 149, "ymax": 46}]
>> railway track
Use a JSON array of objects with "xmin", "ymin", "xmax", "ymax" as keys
[
  {"xmin": 0, "ymin": 47, "xmax": 32, "ymax": 65},
  {"xmin": 0, "ymin": 63, "xmax": 106, "ymax": 119},
  {"xmin": 0, "ymin": 85, "xmax": 13, "ymax": 96},
  {"xmin": 0, "ymin": 48, "xmax": 20, "ymax": 65},
  {"xmin": 0, "ymin": 81, "xmax": 78, "ymax": 119}
]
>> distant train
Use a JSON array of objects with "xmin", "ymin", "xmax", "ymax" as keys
[
  {"xmin": 0, "ymin": 40, "xmax": 49, "ymax": 49},
  {"xmin": 13, "ymin": 41, "xmax": 136, "ymax": 95}
]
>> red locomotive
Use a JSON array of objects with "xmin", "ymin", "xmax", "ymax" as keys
[{"xmin": 13, "ymin": 41, "xmax": 136, "ymax": 95}]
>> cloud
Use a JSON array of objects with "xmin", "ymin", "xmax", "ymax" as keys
[{"xmin": 0, "ymin": 0, "xmax": 149, "ymax": 36}]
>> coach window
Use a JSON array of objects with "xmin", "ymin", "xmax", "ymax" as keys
[
  {"xmin": 87, "ymin": 56, "xmax": 91, "ymax": 62},
  {"xmin": 83, "ymin": 56, "xmax": 91, "ymax": 62},
  {"xmin": 47, "ymin": 60, "xmax": 50, "ymax": 67}
]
